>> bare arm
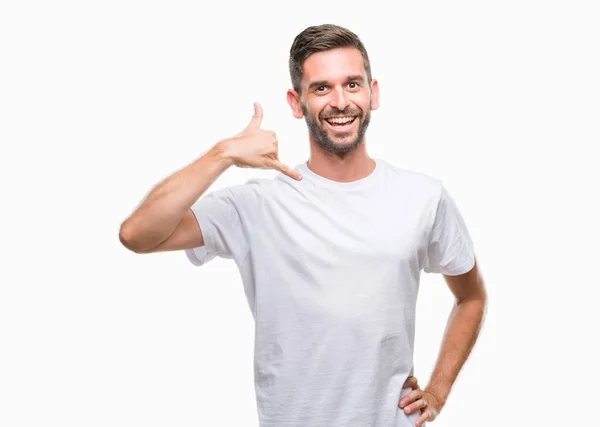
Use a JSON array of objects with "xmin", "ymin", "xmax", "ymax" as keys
[
  {"xmin": 423, "ymin": 257, "xmax": 487, "ymax": 416},
  {"xmin": 118, "ymin": 103, "xmax": 301, "ymax": 254},
  {"xmin": 119, "ymin": 141, "xmax": 233, "ymax": 253},
  {"xmin": 400, "ymin": 257, "xmax": 486, "ymax": 426}
]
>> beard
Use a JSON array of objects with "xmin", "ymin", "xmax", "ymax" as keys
[{"xmin": 300, "ymin": 99, "xmax": 371, "ymax": 155}]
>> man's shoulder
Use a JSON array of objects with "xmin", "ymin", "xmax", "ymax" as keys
[{"xmin": 379, "ymin": 159, "xmax": 442, "ymax": 192}]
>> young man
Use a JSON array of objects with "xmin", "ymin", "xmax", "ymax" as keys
[{"xmin": 120, "ymin": 24, "xmax": 487, "ymax": 427}]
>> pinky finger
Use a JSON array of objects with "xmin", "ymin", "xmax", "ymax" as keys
[{"xmin": 414, "ymin": 409, "xmax": 429, "ymax": 427}]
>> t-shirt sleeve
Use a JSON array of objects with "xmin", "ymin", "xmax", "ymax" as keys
[
  {"xmin": 185, "ymin": 183, "xmax": 256, "ymax": 267},
  {"xmin": 422, "ymin": 182, "xmax": 475, "ymax": 275}
]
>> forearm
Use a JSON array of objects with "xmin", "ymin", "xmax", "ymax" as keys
[
  {"xmin": 119, "ymin": 140, "xmax": 234, "ymax": 252},
  {"xmin": 424, "ymin": 296, "xmax": 486, "ymax": 406}
]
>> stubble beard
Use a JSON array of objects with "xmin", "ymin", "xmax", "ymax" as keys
[{"xmin": 300, "ymin": 99, "xmax": 371, "ymax": 155}]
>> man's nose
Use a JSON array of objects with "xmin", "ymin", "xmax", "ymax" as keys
[{"xmin": 329, "ymin": 86, "xmax": 350, "ymax": 111}]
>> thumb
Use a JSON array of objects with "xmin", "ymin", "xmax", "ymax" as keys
[{"xmin": 246, "ymin": 102, "xmax": 263, "ymax": 130}]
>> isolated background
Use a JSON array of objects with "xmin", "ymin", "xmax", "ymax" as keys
[{"xmin": 1, "ymin": 1, "xmax": 599, "ymax": 426}]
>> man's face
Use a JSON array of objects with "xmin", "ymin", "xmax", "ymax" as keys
[{"xmin": 291, "ymin": 47, "xmax": 379, "ymax": 154}]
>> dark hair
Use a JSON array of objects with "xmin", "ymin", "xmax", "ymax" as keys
[{"xmin": 288, "ymin": 24, "xmax": 372, "ymax": 96}]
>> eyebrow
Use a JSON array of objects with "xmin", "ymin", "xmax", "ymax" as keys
[{"xmin": 307, "ymin": 75, "xmax": 365, "ymax": 92}]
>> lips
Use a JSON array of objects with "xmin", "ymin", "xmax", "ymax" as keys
[{"xmin": 324, "ymin": 116, "xmax": 357, "ymax": 132}]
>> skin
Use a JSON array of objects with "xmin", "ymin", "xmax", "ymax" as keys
[
  {"xmin": 287, "ymin": 47, "xmax": 487, "ymax": 426},
  {"xmin": 286, "ymin": 47, "xmax": 380, "ymax": 183}
]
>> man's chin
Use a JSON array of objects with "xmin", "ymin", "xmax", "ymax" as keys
[
  {"xmin": 317, "ymin": 136, "xmax": 362, "ymax": 153},
  {"xmin": 330, "ymin": 134, "xmax": 360, "ymax": 148},
  {"xmin": 323, "ymin": 126, "xmax": 356, "ymax": 139}
]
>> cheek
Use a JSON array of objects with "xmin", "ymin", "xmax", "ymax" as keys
[
  {"xmin": 310, "ymin": 102, "xmax": 327, "ymax": 119},
  {"xmin": 304, "ymin": 105, "xmax": 322, "ymax": 122},
  {"xmin": 360, "ymin": 101, "xmax": 370, "ymax": 114}
]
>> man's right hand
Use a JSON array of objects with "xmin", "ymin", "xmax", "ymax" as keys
[{"xmin": 221, "ymin": 102, "xmax": 303, "ymax": 181}]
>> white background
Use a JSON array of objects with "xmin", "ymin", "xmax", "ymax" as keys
[{"xmin": 1, "ymin": 1, "xmax": 599, "ymax": 426}]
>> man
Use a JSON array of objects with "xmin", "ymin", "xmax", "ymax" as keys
[{"xmin": 120, "ymin": 23, "xmax": 487, "ymax": 427}]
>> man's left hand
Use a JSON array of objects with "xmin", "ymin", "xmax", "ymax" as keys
[{"xmin": 399, "ymin": 376, "xmax": 443, "ymax": 426}]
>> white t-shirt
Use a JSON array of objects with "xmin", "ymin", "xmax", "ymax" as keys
[{"xmin": 185, "ymin": 158, "xmax": 475, "ymax": 427}]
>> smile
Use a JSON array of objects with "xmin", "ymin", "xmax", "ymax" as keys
[{"xmin": 324, "ymin": 116, "xmax": 357, "ymax": 132}]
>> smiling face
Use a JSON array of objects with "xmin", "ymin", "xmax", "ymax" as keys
[{"xmin": 288, "ymin": 47, "xmax": 379, "ymax": 154}]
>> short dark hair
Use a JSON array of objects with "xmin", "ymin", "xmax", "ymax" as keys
[{"xmin": 288, "ymin": 24, "xmax": 373, "ymax": 96}]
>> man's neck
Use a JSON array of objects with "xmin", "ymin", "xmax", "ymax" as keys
[{"xmin": 306, "ymin": 141, "xmax": 376, "ymax": 183}]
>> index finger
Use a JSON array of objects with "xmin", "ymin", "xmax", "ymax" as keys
[{"xmin": 270, "ymin": 159, "xmax": 303, "ymax": 181}]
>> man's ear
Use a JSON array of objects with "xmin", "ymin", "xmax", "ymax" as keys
[
  {"xmin": 370, "ymin": 78, "xmax": 380, "ymax": 111},
  {"xmin": 287, "ymin": 89, "xmax": 304, "ymax": 119}
]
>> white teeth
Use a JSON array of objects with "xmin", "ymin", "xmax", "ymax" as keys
[{"xmin": 326, "ymin": 116, "xmax": 355, "ymax": 124}]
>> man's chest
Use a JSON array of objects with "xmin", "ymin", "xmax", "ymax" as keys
[
  {"xmin": 252, "ymin": 200, "xmax": 424, "ymax": 314},
  {"xmin": 262, "ymin": 197, "xmax": 425, "ymax": 265}
]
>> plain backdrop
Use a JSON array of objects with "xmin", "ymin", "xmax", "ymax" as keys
[{"xmin": 1, "ymin": 1, "xmax": 599, "ymax": 426}]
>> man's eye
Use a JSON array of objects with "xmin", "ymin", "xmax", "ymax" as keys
[{"xmin": 316, "ymin": 83, "xmax": 358, "ymax": 92}]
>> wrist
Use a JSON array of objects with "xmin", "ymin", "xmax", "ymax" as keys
[
  {"xmin": 424, "ymin": 382, "xmax": 450, "ymax": 407},
  {"xmin": 212, "ymin": 138, "xmax": 236, "ymax": 168}
]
